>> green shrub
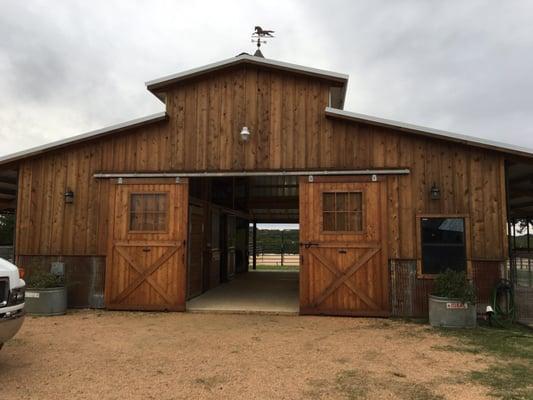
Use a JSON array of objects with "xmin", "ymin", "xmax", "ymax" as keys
[
  {"xmin": 432, "ymin": 269, "xmax": 476, "ymax": 304},
  {"xmin": 26, "ymin": 271, "xmax": 65, "ymax": 289}
]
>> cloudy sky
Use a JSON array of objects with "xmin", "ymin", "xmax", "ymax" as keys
[{"xmin": 1, "ymin": 0, "xmax": 533, "ymax": 158}]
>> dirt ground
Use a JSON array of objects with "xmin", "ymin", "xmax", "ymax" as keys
[{"xmin": 1, "ymin": 310, "xmax": 496, "ymax": 400}]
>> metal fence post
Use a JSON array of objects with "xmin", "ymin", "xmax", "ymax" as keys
[{"xmin": 252, "ymin": 222, "xmax": 257, "ymax": 270}]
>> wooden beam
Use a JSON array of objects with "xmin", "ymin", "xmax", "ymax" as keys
[
  {"xmin": 510, "ymin": 174, "xmax": 533, "ymax": 185},
  {"xmin": 0, "ymin": 181, "xmax": 17, "ymax": 191},
  {"xmin": 509, "ymin": 208, "xmax": 533, "ymax": 216},
  {"xmin": 509, "ymin": 189, "xmax": 533, "ymax": 198},
  {"xmin": 0, "ymin": 199, "xmax": 16, "ymax": 210},
  {"xmin": 509, "ymin": 199, "xmax": 533, "ymax": 209},
  {"xmin": 254, "ymin": 218, "xmax": 299, "ymax": 223},
  {"xmin": 0, "ymin": 177, "xmax": 17, "ymax": 185},
  {"xmin": 0, "ymin": 188, "xmax": 16, "ymax": 196},
  {"xmin": 251, "ymin": 184, "xmax": 299, "ymax": 189},
  {"xmin": 248, "ymin": 196, "xmax": 299, "ymax": 208}
]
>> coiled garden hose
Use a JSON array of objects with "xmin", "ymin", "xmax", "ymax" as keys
[{"xmin": 491, "ymin": 279, "xmax": 516, "ymax": 326}]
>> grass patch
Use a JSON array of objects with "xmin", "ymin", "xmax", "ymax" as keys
[
  {"xmin": 305, "ymin": 378, "xmax": 334, "ymax": 399},
  {"xmin": 334, "ymin": 357, "xmax": 351, "ymax": 364},
  {"xmin": 438, "ymin": 322, "xmax": 533, "ymax": 399},
  {"xmin": 431, "ymin": 344, "xmax": 482, "ymax": 355},
  {"xmin": 194, "ymin": 375, "xmax": 227, "ymax": 391},
  {"xmin": 305, "ymin": 370, "xmax": 369, "ymax": 399},
  {"xmin": 400, "ymin": 383, "xmax": 445, "ymax": 400},
  {"xmin": 437, "ymin": 322, "xmax": 533, "ymax": 360},
  {"xmin": 471, "ymin": 363, "xmax": 532, "ymax": 400},
  {"xmin": 335, "ymin": 370, "xmax": 369, "ymax": 399},
  {"xmin": 5, "ymin": 338, "xmax": 26, "ymax": 346},
  {"xmin": 305, "ymin": 369, "xmax": 443, "ymax": 400},
  {"xmin": 393, "ymin": 317, "xmax": 429, "ymax": 325}
]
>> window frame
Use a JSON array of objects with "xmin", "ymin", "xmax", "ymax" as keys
[
  {"xmin": 320, "ymin": 189, "xmax": 365, "ymax": 234},
  {"xmin": 128, "ymin": 191, "xmax": 170, "ymax": 234},
  {"xmin": 416, "ymin": 214, "xmax": 472, "ymax": 279}
]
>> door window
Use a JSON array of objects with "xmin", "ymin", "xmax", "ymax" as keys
[
  {"xmin": 322, "ymin": 191, "xmax": 363, "ymax": 232},
  {"xmin": 129, "ymin": 193, "xmax": 168, "ymax": 232}
]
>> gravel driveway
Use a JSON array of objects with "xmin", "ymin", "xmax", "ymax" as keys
[{"xmin": 1, "ymin": 310, "xmax": 493, "ymax": 399}]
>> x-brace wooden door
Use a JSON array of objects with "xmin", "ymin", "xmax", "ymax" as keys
[
  {"xmin": 105, "ymin": 180, "xmax": 188, "ymax": 311},
  {"xmin": 299, "ymin": 177, "xmax": 390, "ymax": 316}
]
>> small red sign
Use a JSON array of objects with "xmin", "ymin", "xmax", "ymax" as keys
[{"xmin": 446, "ymin": 302, "xmax": 467, "ymax": 309}]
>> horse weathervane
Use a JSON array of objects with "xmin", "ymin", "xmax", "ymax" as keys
[{"xmin": 251, "ymin": 26, "xmax": 274, "ymax": 57}]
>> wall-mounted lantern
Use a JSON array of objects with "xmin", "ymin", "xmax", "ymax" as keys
[
  {"xmin": 430, "ymin": 183, "xmax": 441, "ymax": 200},
  {"xmin": 240, "ymin": 126, "xmax": 250, "ymax": 141},
  {"xmin": 64, "ymin": 189, "xmax": 74, "ymax": 204}
]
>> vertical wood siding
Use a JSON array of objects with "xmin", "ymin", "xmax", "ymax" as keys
[{"xmin": 14, "ymin": 65, "xmax": 508, "ymax": 261}]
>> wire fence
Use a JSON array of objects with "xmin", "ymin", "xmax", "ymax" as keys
[
  {"xmin": 389, "ymin": 259, "xmax": 528, "ymax": 319},
  {"xmin": 506, "ymin": 255, "xmax": 533, "ymax": 288},
  {"xmin": 506, "ymin": 256, "xmax": 533, "ymax": 323}
]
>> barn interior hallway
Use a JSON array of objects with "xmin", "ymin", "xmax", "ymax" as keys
[
  {"xmin": 186, "ymin": 270, "xmax": 299, "ymax": 314},
  {"xmin": 186, "ymin": 176, "xmax": 300, "ymax": 314}
]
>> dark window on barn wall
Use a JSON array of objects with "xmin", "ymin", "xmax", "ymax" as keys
[
  {"xmin": 420, "ymin": 217, "xmax": 467, "ymax": 274},
  {"xmin": 322, "ymin": 192, "xmax": 363, "ymax": 232},
  {"xmin": 129, "ymin": 193, "xmax": 168, "ymax": 232}
]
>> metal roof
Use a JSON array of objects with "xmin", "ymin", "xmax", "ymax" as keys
[
  {"xmin": 146, "ymin": 54, "xmax": 349, "ymax": 92},
  {"xmin": 1, "ymin": 54, "xmax": 531, "ymax": 168},
  {"xmin": 0, "ymin": 112, "xmax": 167, "ymax": 166},
  {"xmin": 325, "ymin": 107, "xmax": 533, "ymax": 159}
]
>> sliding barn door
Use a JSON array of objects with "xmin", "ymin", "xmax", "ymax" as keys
[
  {"xmin": 105, "ymin": 181, "xmax": 188, "ymax": 311},
  {"xmin": 299, "ymin": 177, "xmax": 390, "ymax": 316}
]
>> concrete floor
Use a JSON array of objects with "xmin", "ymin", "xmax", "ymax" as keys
[{"xmin": 186, "ymin": 270, "xmax": 299, "ymax": 314}]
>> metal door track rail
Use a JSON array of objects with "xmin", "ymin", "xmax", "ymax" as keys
[{"xmin": 94, "ymin": 169, "xmax": 410, "ymax": 179}]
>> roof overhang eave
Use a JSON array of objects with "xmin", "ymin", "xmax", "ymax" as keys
[
  {"xmin": 0, "ymin": 112, "xmax": 168, "ymax": 167},
  {"xmin": 145, "ymin": 55, "xmax": 348, "ymax": 95},
  {"xmin": 325, "ymin": 107, "xmax": 533, "ymax": 159}
]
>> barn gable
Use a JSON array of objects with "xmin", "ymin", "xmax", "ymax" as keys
[
  {"xmin": 1, "ymin": 53, "xmax": 531, "ymax": 170},
  {"xmin": 161, "ymin": 63, "xmax": 338, "ymax": 171},
  {"xmin": 145, "ymin": 53, "xmax": 348, "ymax": 108}
]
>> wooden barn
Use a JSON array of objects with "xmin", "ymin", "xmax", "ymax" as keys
[{"xmin": 1, "ymin": 53, "xmax": 533, "ymax": 317}]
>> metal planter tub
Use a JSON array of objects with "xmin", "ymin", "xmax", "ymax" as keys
[
  {"xmin": 25, "ymin": 287, "xmax": 67, "ymax": 316},
  {"xmin": 428, "ymin": 295, "xmax": 477, "ymax": 328}
]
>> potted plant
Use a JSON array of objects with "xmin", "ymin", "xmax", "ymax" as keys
[
  {"xmin": 428, "ymin": 269, "xmax": 476, "ymax": 328},
  {"xmin": 25, "ymin": 271, "xmax": 67, "ymax": 316}
]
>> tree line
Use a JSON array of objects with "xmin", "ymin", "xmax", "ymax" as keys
[{"xmin": 249, "ymin": 228, "xmax": 299, "ymax": 254}]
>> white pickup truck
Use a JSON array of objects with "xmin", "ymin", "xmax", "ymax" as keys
[{"xmin": 0, "ymin": 257, "xmax": 25, "ymax": 350}]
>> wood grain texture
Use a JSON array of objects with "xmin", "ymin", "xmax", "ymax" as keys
[
  {"xmin": 14, "ymin": 64, "xmax": 507, "ymax": 264},
  {"xmin": 299, "ymin": 178, "xmax": 390, "ymax": 316},
  {"xmin": 104, "ymin": 182, "xmax": 188, "ymax": 311}
]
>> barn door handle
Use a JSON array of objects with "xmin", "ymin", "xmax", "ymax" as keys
[
  {"xmin": 142, "ymin": 247, "xmax": 151, "ymax": 252},
  {"xmin": 338, "ymin": 249, "xmax": 347, "ymax": 254},
  {"xmin": 301, "ymin": 242, "xmax": 319, "ymax": 249}
]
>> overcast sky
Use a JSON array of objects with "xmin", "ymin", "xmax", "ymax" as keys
[{"xmin": 1, "ymin": 0, "xmax": 533, "ymax": 158}]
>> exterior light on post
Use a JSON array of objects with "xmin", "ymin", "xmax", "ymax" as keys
[
  {"xmin": 240, "ymin": 126, "xmax": 250, "ymax": 141},
  {"xmin": 430, "ymin": 183, "xmax": 441, "ymax": 200},
  {"xmin": 64, "ymin": 189, "xmax": 74, "ymax": 204}
]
